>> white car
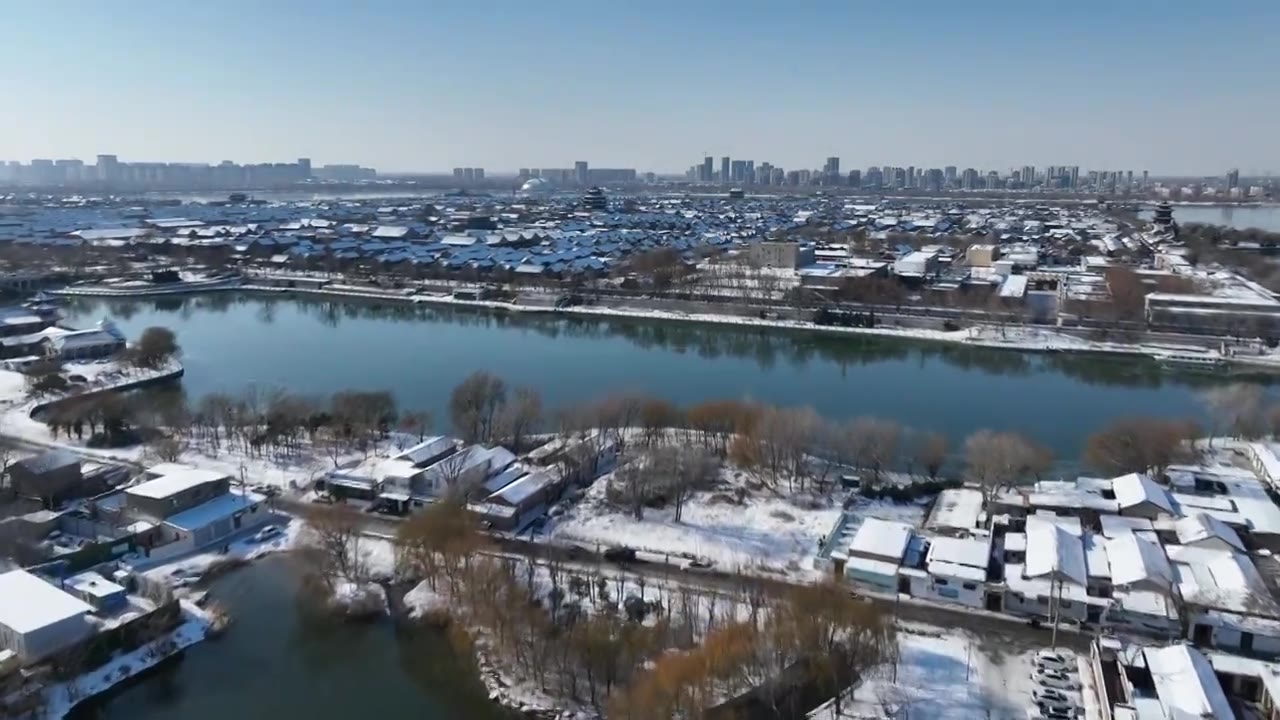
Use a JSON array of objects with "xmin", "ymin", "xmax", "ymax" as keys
[
  {"xmin": 1034, "ymin": 650, "xmax": 1076, "ymax": 673},
  {"xmin": 1027, "ymin": 706, "xmax": 1074, "ymax": 720},
  {"xmin": 253, "ymin": 525, "xmax": 283, "ymax": 543},
  {"xmin": 1032, "ymin": 687, "xmax": 1078, "ymax": 708},
  {"xmin": 1034, "ymin": 668, "xmax": 1079, "ymax": 691}
]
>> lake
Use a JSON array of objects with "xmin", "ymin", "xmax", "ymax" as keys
[
  {"xmin": 64, "ymin": 293, "xmax": 1271, "ymax": 465},
  {"xmin": 1146, "ymin": 205, "xmax": 1280, "ymax": 233},
  {"xmin": 68, "ymin": 556, "xmax": 510, "ymax": 720}
]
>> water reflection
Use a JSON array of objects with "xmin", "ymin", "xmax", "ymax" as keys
[{"xmin": 65, "ymin": 293, "xmax": 1273, "ymax": 392}]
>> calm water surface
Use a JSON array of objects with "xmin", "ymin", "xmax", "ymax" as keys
[
  {"xmin": 69, "ymin": 556, "xmax": 508, "ymax": 720},
  {"xmin": 1145, "ymin": 204, "xmax": 1280, "ymax": 232},
  {"xmin": 65, "ymin": 294, "xmax": 1273, "ymax": 463}
]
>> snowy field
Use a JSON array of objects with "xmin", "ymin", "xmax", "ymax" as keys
[
  {"xmin": 546, "ymin": 469, "xmax": 847, "ymax": 578},
  {"xmin": 810, "ymin": 622, "xmax": 1041, "ymax": 720}
]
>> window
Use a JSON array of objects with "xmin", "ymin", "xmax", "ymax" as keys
[
  {"xmin": 1038, "ymin": 597, "xmax": 1048, "ymax": 606},
  {"xmin": 1061, "ymin": 600, "xmax": 1073, "ymax": 609},
  {"xmin": 962, "ymin": 582, "xmax": 977, "ymax": 591},
  {"xmin": 935, "ymin": 578, "xmax": 949, "ymax": 586}
]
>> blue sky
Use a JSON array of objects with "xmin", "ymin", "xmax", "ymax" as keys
[{"xmin": 1, "ymin": 0, "xmax": 1276, "ymax": 175}]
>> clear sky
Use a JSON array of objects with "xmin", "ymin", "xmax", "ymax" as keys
[{"xmin": 2, "ymin": 0, "xmax": 1276, "ymax": 175}]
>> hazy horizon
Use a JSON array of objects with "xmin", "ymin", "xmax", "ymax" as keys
[{"xmin": 2, "ymin": 0, "xmax": 1277, "ymax": 176}]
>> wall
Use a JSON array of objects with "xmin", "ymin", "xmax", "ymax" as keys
[
  {"xmin": 16, "ymin": 613, "xmax": 91, "ymax": 663},
  {"xmin": 844, "ymin": 566, "xmax": 897, "ymax": 594},
  {"xmin": 911, "ymin": 572, "xmax": 984, "ymax": 608}
]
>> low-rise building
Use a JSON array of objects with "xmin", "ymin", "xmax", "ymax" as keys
[
  {"xmin": 8, "ymin": 449, "xmax": 82, "ymax": 506},
  {"xmin": 748, "ymin": 241, "xmax": 814, "ymax": 270},
  {"xmin": 0, "ymin": 569, "xmax": 93, "ymax": 663}
]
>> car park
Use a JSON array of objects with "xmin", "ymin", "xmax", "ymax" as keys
[
  {"xmin": 1033, "ymin": 667, "xmax": 1079, "ymax": 691},
  {"xmin": 1034, "ymin": 650, "xmax": 1075, "ymax": 673}
]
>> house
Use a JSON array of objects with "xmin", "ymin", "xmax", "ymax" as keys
[
  {"xmin": 914, "ymin": 536, "xmax": 991, "ymax": 608},
  {"xmin": 151, "ymin": 488, "xmax": 267, "ymax": 557},
  {"xmin": 62, "ymin": 571, "xmax": 128, "ymax": 613},
  {"xmin": 838, "ymin": 518, "xmax": 915, "ymax": 592},
  {"xmin": 1113, "ymin": 472, "xmax": 1176, "ymax": 519},
  {"xmin": 0, "ymin": 569, "xmax": 93, "ymax": 663},
  {"xmin": 41, "ymin": 320, "xmax": 126, "ymax": 361},
  {"xmin": 124, "ymin": 466, "xmax": 232, "ymax": 522},
  {"xmin": 1085, "ymin": 639, "xmax": 1237, "ymax": 720},
  {"xmin": 8, "ymin": 450, "xmax": 82, "ymax": 506}
]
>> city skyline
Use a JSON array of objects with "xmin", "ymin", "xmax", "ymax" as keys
[{"xmin": 2, "ymin": 1, "xmax": 1277, "ymax": 175}]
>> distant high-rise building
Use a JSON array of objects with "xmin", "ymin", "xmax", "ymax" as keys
[
  {"xmin": 758, "ymin": 162, "xmax": 772, "ymax": 185},
  {"xmin": 1021, "ymin": 165, "xmax": 1036, "ymax": 188},
  {"xmin": 925, "ymin": 168, "xmax": 944, "ymax": 192},
  {"xmin": 453, "ymin": 168, "xmax": 464, "ymax": 180},
  {"xmin": 701, "ymin": 156, "xmax": 714, "ymax": 183},
  {"xmin": 771, "ymin": 167, "xmax": 784, "ymax": 185},
  {"xmin": 847, "ymin": 169, "xmax": 861, "ymax": 188},
  {"xmin": 1226, "ymin": 168, "xmax": 1240, "ymax": 190},
  {"xmin": 1125, "ymin": 170, "xmax": 1133, "ymax": 192},
  {"xmin": 297, "ymin": 158, "xmax": 312, "ymax": 178},
  {"xmin": 944, "ymin": 166, "xmax": 957, "ymax": 186},
  {"xmin": 1142, "ymin": 170, "xmax": 1149, "ymax": 189},
  {"xmin": 462, "ymin": 168, "xmax": 475, "ymax": 182},
  {"xmin": 474, "ymin": 168, "xmax": 484, "ymax": 180},
  {"xmin": 961, "ymin": 168, "xmax": 978, "ymax": 190},
  {"xmin": 96, "ymin": 154, "xmax": 119, "ymax": 184},
  {"xmin": 906, "ymin": 166, "xmax": 915, "ymax": 189},
  {"xmin": 720, "ymin": 156, "xmax": 730, "ymax": 185},
  {"xmin": 1069, "ymin": 166, "xmax": 1079, "ymax": 190},
  {"xmin": 824, "ymin": 156, "xmax": 840, "ymax": 180},
  {"xmin": 864, "ymin": 167, "xmax": 883, "ymax": 189},
  {"xmin": 745, "ymin": 160, "xmax": 755, "ymax": 185},
  {"xmin": 574, "ymin": 161, "xmax": 589, "ymax": 185}
]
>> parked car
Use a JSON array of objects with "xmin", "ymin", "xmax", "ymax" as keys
[
  {"xmin": 1032, "ymin": 687, "xmax": 1077, "ymax": 708},
  {"xmin": 1027, "ymin": 707, "xmax": 1074, "ymax": 720},
  {"xmin": 603, "ymin": 546, "xmax": 638, "ymax": 563},
  {"xmin": 1034, "ymin": 700, "xmax": 1076, "ymax": 719},
  {"xmin": 684, "ymin": 558, "xmax": 715, "ymax": 572},
  {"xmin": 1034, "ymin": 650, "xmax": 1076, "ymax": 673},
  {"xmin": 1033, "ymin": 668, "xmax": 1079, "ymax": 691},
  {"xmin": 252, "ymin": 525, "xmax": 283, "ymax": 543}
]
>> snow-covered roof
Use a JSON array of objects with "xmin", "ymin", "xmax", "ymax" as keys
[
  {"xmin": 1098, "ymin": 515, "xmax": 1156, "ymax": 539},
  {"xmin": 392, "ymin": 436, "xmax": 455, "ymax": 466},
  {"xmin": 162, "ymin": 489, "xmax": 263, "ymax": 533},
  {"xmin": 1167, "ymin": 544, "xmax": 1275, "ymax": 614},
  {"xmin": 1143, "ymin": 644, "xmax": 1234, "ymax": 720},
  {"xmin": 1106, "ymin": 533, "xmax": 1173, "ymax": 590},
  {"xmin": 927, "ymin": 488, "xmax": 983, "ymax": 532},
  {"xmin": 126, "ymin": 467, "xmax": 229, "ymax": 500},
  {"xmin": 925, "ymin": 536, "xmax": 990, "ymax": 571},
  {"xmin": 1112, "ymin": 472, "xmax": 1175, "ymax": 515},
  {"xmin": 1024, "ymin": 515, "xmax": 1087, "ymax": 586},
  {"xmin": 848, "ymin": 518, "xmax": 914, "ymax": 563},
  {"xmin": 64, "ymin": 571, "xmax": 125, "ymax": 600},
  {"xmin": 1175, "ymin": 513, "xmax": 1245, "ymax": 553},
  {"xmin": 487, "ymin": 470, "xmax": 554, "ymax": 507},
  {"xmin": 0, "ymin": 569, "xmax": 92, "ymax": 633}
]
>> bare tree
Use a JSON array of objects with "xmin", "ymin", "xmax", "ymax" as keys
[
  {"xmin": 914, "ymin": 432, "xmax": 949, "ymax": 480},
  {"xmin": 964, "ymin": 429, "xmax": 1052, "ymax": 504},
  {"xmin": 449, "ymin": 371, "xmax": 507, "ymax": 444},
  {"xmin": 846, "ymin": 417, "xmax": 902, "ymax": 484},
  {"xmin": 499, "ymin": 386, "xmax": 542, "ymax": 453},
  {"xmin": 302, "ymin": 504, "xmax": 367, "ymax": 591},
  {"xmin": 1201, "ymin": 384, "xmax": 1265, "ymax": 441},
  {"xmin": 1082, "ymin": 417, "xmax": 1200, "ymax": 478},
  {"xmin": 397, "ymin": 409, "xmax": 433, "ymax": 442}
]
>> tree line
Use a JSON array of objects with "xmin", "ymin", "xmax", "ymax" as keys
[{"xmin": 379, "ymin": 500, "xmax": 896, "ymax": 719}]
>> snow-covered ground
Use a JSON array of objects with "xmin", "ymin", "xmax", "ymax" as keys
[
  {"xmin": 41, "ymin": 601, "xmax": 211, "ymax": 719},
  {"xmin": 546, "ymin": 468, "xmax": 847, "ymax": 579},
  {"xmin": 138, "ymin": 516, "xmax": 301, "ymax": 580},
  {"xmin": 809, "ymin": 622, "xmax": 1043, "ymax": 720}
]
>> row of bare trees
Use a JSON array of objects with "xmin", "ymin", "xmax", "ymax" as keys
[{"xmin": 387, "ymin": 500, "xmax": 894, "ymax": 718}]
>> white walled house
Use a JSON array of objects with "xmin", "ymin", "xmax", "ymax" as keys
[
  {"xmin": 913, "ymin": 535, "xmax": 991, "ymax": 608},
  {"xmin": 0, "ymin": 570, "xmax": 93, "ymax": 663}
]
